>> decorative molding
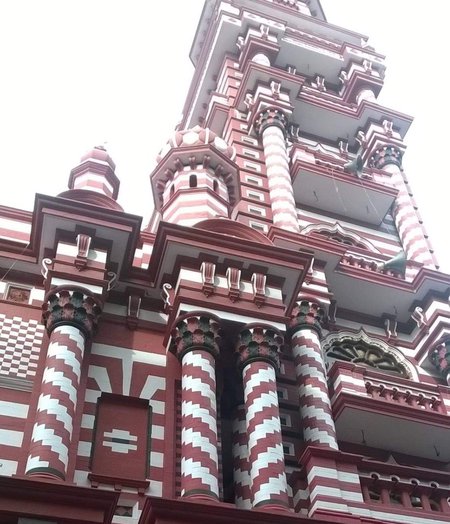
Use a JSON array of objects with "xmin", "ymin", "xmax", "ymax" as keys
[
  {"xmin": 288, "ymin": 300, "xmax": 327, "ymax": 336},
  {"xmin": 429, "ymin": 339, "xmax": 450, "ymax": 385},
  {"xmin": 170, "ymin": 312, "xmax": 222, "ymax": 360},
  {"xmin": 254, "ymin": 107, "xmax": 289, "ymax": 137},
  {"xmin": 368, "ymin": 145, "xmax": 403, "ymax": 170},
  {"xmin": 42, "ymin": 286, "xmax": 102, "ymax": 339},
  {"xmin": 41, "ymin": 258, "xmax": 52, "ymax": 280},
  {"xmin": 236, "ymin": 324, "xmax": 284, "ymax": 372}
]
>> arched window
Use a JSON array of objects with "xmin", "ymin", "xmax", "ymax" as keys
[
  {"xmin": 189, "ymin": 174, "xmax": 197, "ymax": 188},
  {"xmin": 213, "ymin": 179, "xmax": 219, "ymax": 193}
]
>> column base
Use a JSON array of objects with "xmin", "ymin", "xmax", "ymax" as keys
[
  {"xmin": 181, "ymin": 490, "xmax": 219, "ymax": 503},
  {"xmin": 25, "ymin": 467, "xmax": 65, "ymax": 482},
  {"xmin": 253, "ymin": 501, "xmax": 291, "ymax": 513}
]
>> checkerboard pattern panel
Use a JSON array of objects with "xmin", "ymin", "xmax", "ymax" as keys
[{"xmin": 0, "ymin": 314, "xmax": 45, "ymax": 379}]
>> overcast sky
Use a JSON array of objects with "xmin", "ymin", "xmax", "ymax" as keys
[{"xmin": 1, "ymin": 1, "xmax": 448, "ymax": 270}]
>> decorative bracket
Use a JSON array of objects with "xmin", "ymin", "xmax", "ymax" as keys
[
  {"xmin": 226, "ymin": 267, "xmax": 241, "ymax": 302},
  {"xmin": 75, "ymin": 233, "xmax": 92, "ymax": 271},
  {"xmin": 251, "ymin": 272, "xmax": 266, "ymax": 308},
  {"xmin": 200, "ymin": 261, "xmax": 216, "ymax": 297},
  {"xmin": 126, "ymin": 294, "xmax": 142, "ymax": 330}
]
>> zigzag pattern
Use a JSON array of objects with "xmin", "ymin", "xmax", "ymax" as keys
[
  {"xmin": 243, "ymin": 361, "xmax": 289, "ymax": 508},
  {"xmin": 181, "ymin": 350, "xmax": 219, "ymax": 498},
  {"xmin": 292, "ymin": 330, "xmax": 338, "ymax": 450},
  {"xmin": 26, "ymin": 325, "xmax": 85, "ymax": 480}
]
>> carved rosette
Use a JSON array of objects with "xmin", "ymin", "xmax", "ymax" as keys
[
  {"xmin": 429, "ymin": 340, "xmax": 450, "ymax": 384},
  {"xmin": 254, "ymin": 107, "xmax": 289, "ymax": 137},
  {"xmin": 42, "ymin": 287, "xmax": 103, "ymax": 339},
  {"xmin": 288, "ymin": 300, "xmax": 326, "ymax": 337},
  {"xmin": 171, "ymin": 313, "xmax": 222, "ymax": 360},
  {"xmin": 236, "ymin": 324, "xmax": 284, "ymax": 373},
  {"xmin": 368, "ymin": 145, "xmax": 403, "ymax": 170}
]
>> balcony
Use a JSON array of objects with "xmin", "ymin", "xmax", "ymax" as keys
[
  {"xmin": 359, "ymin": 459, "xmax": 450, "ymax": 521},
  {"xmin": 328, "ymin": 361, "xmax": 450, "ymax": 462},
  {"xmin": 290, "ymin": 145, "xmax": 398, "ymax": 226}
]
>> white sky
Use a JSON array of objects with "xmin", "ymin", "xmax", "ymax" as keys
[{"xmin": 1, "ymin": 1, "xmax": 449, "ymax": 270}]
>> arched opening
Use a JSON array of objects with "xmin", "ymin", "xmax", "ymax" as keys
[
  {"xmin": 213, "ymin": 179, "xmax": 219, "ymax": 193},
  {"xmin": 189, "ymin": 174, "xmax": 197, "ymax": 188}
]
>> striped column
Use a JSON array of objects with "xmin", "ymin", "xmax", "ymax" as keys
[
  {"xmin": 232, "ymin": 404, "xmax": 252, "ymax": 509},
  {"xmin": 288, "ymin": 301, "xmax": 338, "ymax": 450},
  {"xmin": 255, "ymin": 108, "xmax": 299, "ymax": 233},
  {"xmin": 26, "ymin": 288, "xmax": 102, "ymax": 480},
  {"xmin": 237, "ymin": 325, "xmax": 289, "ymax": 511},
  {"xmin": 369, "ymin": 146, "xmax": 434, "ymax": 267},
  {"xmin": 171, "ymin": 313, "xmax": 222, "ymax": 501}
]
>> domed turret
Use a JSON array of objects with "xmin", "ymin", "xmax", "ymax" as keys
[
  {"xmin": 58, "ymin": 146, "xmax": 123, "ymax": 211},
  {"xmin": 150, "ymin": 126, "xmax": 238, "ymax": 227}
]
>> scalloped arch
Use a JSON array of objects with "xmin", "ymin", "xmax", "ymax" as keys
[
  {"xmin": 322, "ymin": 329, "xmax": 418, "ymax": 380},
  {"xmin": 301, "ymin": 222, "xmax": 380, "ymax": 253}
]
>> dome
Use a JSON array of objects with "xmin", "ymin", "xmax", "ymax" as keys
[{"xmin": 157, "ymin": 126, "xmax": 235, "ymax": 162}]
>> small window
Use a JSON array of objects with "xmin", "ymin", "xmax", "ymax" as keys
[
  {"xmin": 244, "ymin": 161, "xmax": 261, "ymax": 172},
  {"xmin": 248, "ymin": 206, "xmax": 265, "ymax": 216},
  {"xmin": 282, "ymin": 442, "xmax": 294, "ymax": 455},
  {"xmin": 245, "ymin": 176, "xmax": 262, "ymax": 186},
  {"xmin": 213, "ymin": 179, "xmax": 219, "ymax": 193},
  {"xmin": 241, "ymin": 136, "xmax": 257, "ymax": 145},
  {"xmin": 242, "ymin": 148, "xmax": 259, "ymax": 159},
  {"xmin": 277, "ymin": 388, "xmax": 288, "ymax": 400},
  {"xmin": 189, "ymin": 174, "xmax": 197, "ymax": 188},
  {"xmin": 247, "ymin": 191, "xmax": 264, "ymax": 201},
  {"xmin": 170, "ymin": 185, "xmax": 175, "ymax": 197},
  {"xmin": 249, "ymin": 222, "xmax": 267, "ymax": 232},
  {"xmin": 279, "ymin": 413, "xmax": 291, "ymax": 427}
]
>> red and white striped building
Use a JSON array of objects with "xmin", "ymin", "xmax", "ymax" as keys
[{"xmin": 1, "ymin": 1, "xmax": 450, "ymax": 523}]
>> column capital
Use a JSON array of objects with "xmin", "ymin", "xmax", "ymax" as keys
[
  {"xmin": 42, "ymin": 286, "xmax": 103, "ymax": 339},
  {"xmin": 429, "ymin": 339, "xmax": 450, "ymax": 385},
  {"xmin": 288, "ymin": 300, "xmax": 326, "ymax": 337},
  {"xmin": 368, "ymin": 144, "xmax": 403, "ymax": 170},
  {"xmin": 171, "ymin": 312, "xmax": 222, "ymax": 360},
  {"xmin": 236, "ymin": 324, "xmax": 284, "ymax": 373},
  {"xmin": 254, "ymin": 107, "xmax": 289, "ymax": 137}
]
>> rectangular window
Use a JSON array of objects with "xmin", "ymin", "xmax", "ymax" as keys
[
  {"xmin": 282, "ymin": 442, "xmax": 295, "ymax": 455},
  {"xmin": 249, "ymin": 221, "xmax": 267, "ymax": 232},
  {"xmin": 247, "ymin": 190, "xmax": 264, "ymax": 201},
  {"xmin": 242, "ymin": 148, "xmax": 260, "ymax": 159},
  {"xmin": 241, "ymin": 136, "xmax": 258, "ymax": 146},
  {"xmin": 279, "ymin": 413, "xmax": 292, "ymax": 427},
  {"xmin": 89, "ymin": 393, "xmax": 151, "ymax": 490},
  {"xmin": 243, "ymin": 161, "xmax": 261, "ymax": 172},
  {"xmin": 245, "ymin": 176, "xmax": 262, "ymax": 187}
]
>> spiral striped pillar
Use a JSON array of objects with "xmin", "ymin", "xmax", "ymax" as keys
[
  {"xmin": 255, "ymin": 108, "xmax": 299, "ymax": 233},
  {"xmin": 232, "ymin": 404, "xmax": 252, "ymax": 509},
  {"xmin": 288, "ymin": 301, "xmax": 338, "ymax": 450},
  {"xmin": 171, "ymin": 313, "xmax": 222, "ymax": 501},
  {"xmin": 26, "ymin": 288, "xmax": 102, "ymax": 480},
  {"xmin": 369, "ymin": 146, "xmax": 434, "ymax": 267},
  {"xmin": 237, "ymin": 325, "xmax": 289, "ymax": 511}
]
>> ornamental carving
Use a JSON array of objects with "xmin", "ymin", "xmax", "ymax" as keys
[
  {"xmin": 42, "ymin": 286, "xmax": 103, "ymax": 339},
  {"xmin": 368, "ymin": 145, "xmax": 403, "ymax": 170},
  {"xmin": 254, "ymin": 107, "xmax": 289, "ymax": 137},
  {"xmin": 236, "ymin": 324, "xmax": 284, "ymax": 372},
  {"xmin": 288, "ymin": 300, "xmax": 326, "ymax": 336},
  {"xmin": 323, "ymin": 331, "xmax": 409, "ymax": 377},
  {"xmin": 429, "ymin": 340, "xmax": 450, "ymax": 384},
  {"xmin": 171, "ymin": 313, "xmax": 222, "ymax": 360}
]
